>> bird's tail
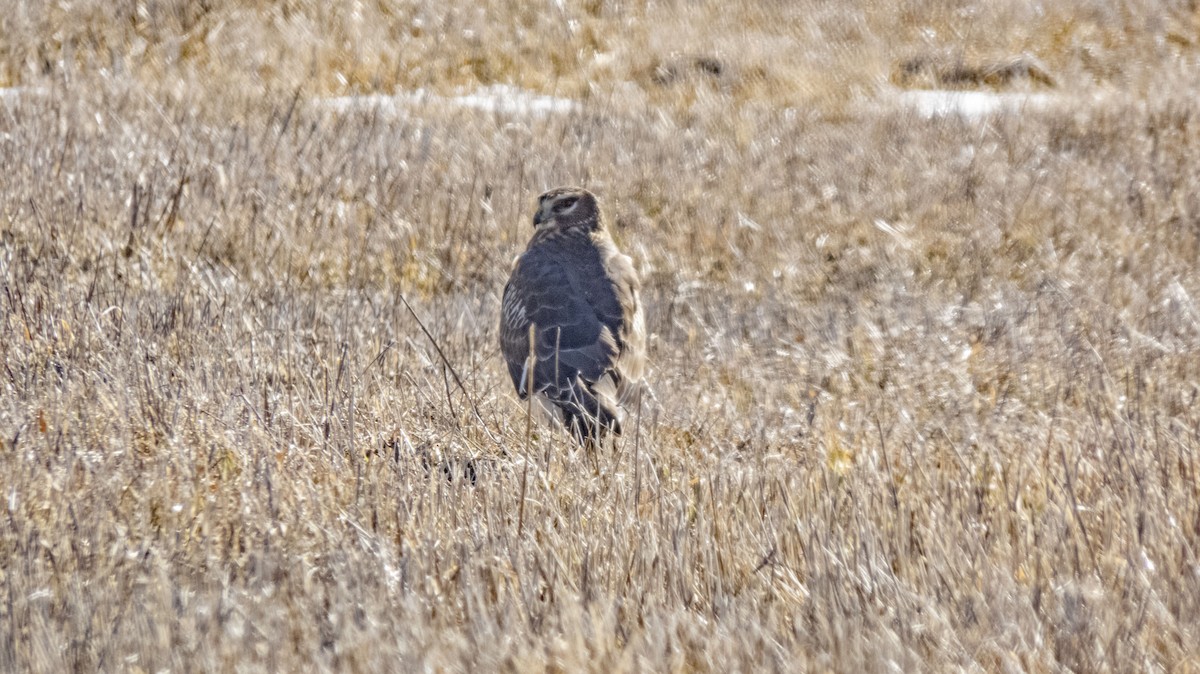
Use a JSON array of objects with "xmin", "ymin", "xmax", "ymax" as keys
[{"xmin": 557, "ymin": 385, "xmax": 621, "ymax": 448}]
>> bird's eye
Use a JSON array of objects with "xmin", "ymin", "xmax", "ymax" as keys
[{"xmin": 553, "ymin": 197, "xmax": 578, "ymax": 212}]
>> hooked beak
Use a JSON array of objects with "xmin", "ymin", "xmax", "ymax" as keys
[{"xmin": 533, "ymin": 206, "xmax": 548, "ymax": 226}]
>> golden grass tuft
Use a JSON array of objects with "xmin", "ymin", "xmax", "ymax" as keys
[{"xmin": 3, "ymin": 0, "xmax": 1200, "ymax": 671}]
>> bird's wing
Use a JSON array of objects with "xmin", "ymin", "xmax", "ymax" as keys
[
  {"xmin": 595, "ymin": 241, "xmax": 645, "ymax": 385},
  {"xmin": 500, "ymin": 249, "xmax": 619, "ymax": 398}
]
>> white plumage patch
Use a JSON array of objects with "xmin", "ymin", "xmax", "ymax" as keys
[{"xmin": 501, "ymin": 292, "xmax": 527, "ymax": 330}]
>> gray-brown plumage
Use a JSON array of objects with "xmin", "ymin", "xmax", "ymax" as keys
[{"xmin": 500, "ymin": 187, "xmax": 645, "ymax": 446}]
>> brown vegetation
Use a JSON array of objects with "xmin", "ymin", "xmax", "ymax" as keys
[{"xmin": 3, "ymin": 0, "xmax": 1200, "ymax": 671}]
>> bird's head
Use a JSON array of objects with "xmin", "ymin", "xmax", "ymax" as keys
[{"xmin": 532, "ymin": 187, "xmax": 602, "ymax": 232}]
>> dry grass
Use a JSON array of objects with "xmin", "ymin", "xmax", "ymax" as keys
[{"xmin": 3, "ymin": 0, "xmax": 1200, "ymax": 671}]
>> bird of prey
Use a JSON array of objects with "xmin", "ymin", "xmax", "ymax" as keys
[{"xmin": 499, "ymin": 187, "xmax": 645, "ymax": 447}]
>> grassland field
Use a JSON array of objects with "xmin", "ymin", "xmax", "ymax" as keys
[{"xmin": 3, "ymin": 1, "xmax": 1200, "ymax": 671}]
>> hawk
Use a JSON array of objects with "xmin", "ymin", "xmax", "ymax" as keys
[{"xmin": 500, "ymin": 187, "xmax": 645, "ymax": 446}]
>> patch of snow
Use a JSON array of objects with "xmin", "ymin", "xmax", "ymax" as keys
[
  {"xmin": 319, "ymin": 84, "xmax": 579, "ymax": 118},
  {"xmin": 321, "ymin": 92, "xmax": 411, "ymax": 114},
  {"xmin": 896, "ymin": 89, "xmax": 1055, "ymax": 119},
  {"xmin": 451, "ymin": 84, "xmax": 579, "ymax": 115}
]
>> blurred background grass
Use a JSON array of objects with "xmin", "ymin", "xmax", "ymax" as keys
[{"xmin": 3, "ymin": 1, "xmax": 1200, "ymax": 672}]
